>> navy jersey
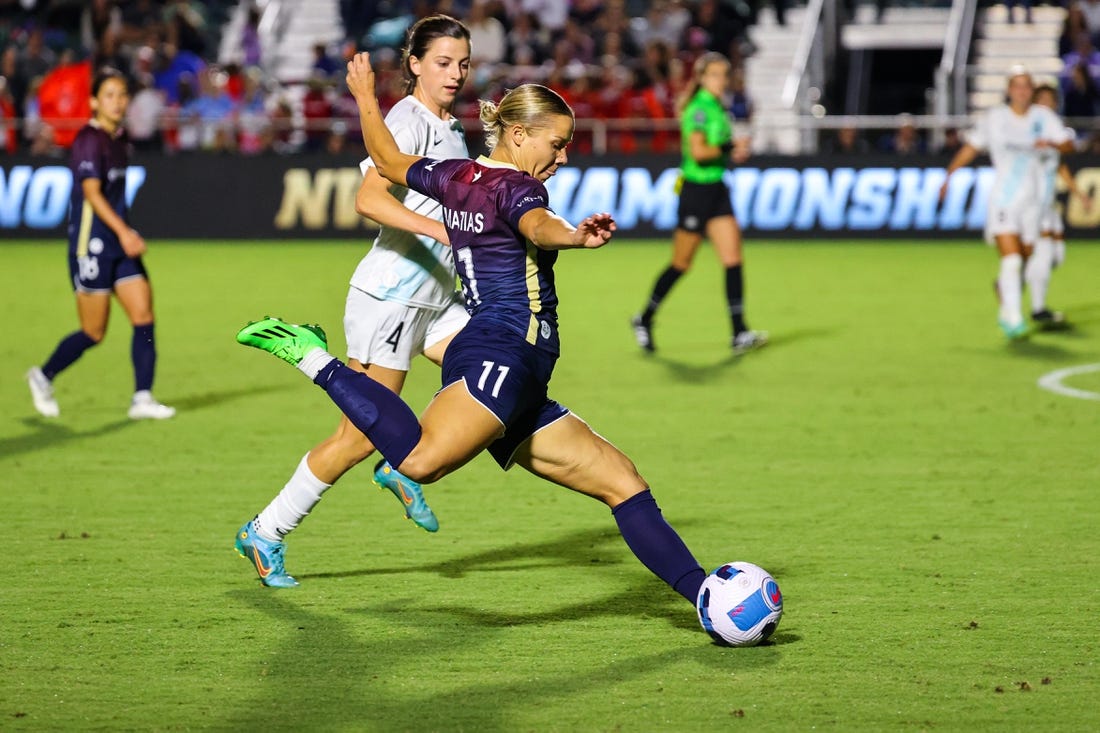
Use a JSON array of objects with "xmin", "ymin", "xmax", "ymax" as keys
[
  {"xmin": 68, "ymin": 122, "xmax": 130, "ymax": 257},
  {"xmin": 406, "ymin": 155, "xmax": 561, "ymax": 354}
]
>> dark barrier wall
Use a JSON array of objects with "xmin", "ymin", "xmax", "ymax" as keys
[{"xmin": 3, "ymin": 154, "xmax": 1098, "ymax": 239}]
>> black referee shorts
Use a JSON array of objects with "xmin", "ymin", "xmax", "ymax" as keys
[{"xmin": 677, "ymin": 180, "xmax": 734, "ymax": 232}]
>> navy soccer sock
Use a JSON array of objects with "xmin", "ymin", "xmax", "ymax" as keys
[
  {"xmin": 314, "ymin": 360, "xmax": 423, "ymax": 469},
  {"xmin": 131, "ymin": 323, "xmax": 156, "ymax": 392},
  {"xmin": 612, "ymin": 490, "xmax": 706, "ymax": 603},
  {"xmin": 641, "ymin": 266, "xmax": 684, "ymax": 323},
  {"xmin": 725, "ymin": 264, "xmax": 746, "ymax": 334},
  {"xmin": 42, "ymin": 330, "xmax": 98, "ymax": 380}
]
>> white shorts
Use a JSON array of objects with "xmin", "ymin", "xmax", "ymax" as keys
[
  {"xmin": 343, "ymin": 287, "xmax": 469, "ymax": 371},
  {"xmin": 984, "ymin": 199, "xmax": 1039, "ymax": 246},
  {"xmin": 1038, "ymin": 204, "xmax": 1065, "ymax": 237}
]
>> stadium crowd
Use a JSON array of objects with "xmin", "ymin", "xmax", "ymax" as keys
[{"xmin": 0, "ymin": 0, "xmax": 1096, "ymax": 156}]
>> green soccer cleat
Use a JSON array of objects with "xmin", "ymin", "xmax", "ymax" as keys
[
  {"xmin": 236, "ymin": 316, "xmax": 328, "ymax": 366},
  {"xmin": 373, "ymin": 459, "xmax": 439, "ymax": 532},
  {"xmin": 235, "ymin": 520, "xmax": 299, "ymax": 588}
]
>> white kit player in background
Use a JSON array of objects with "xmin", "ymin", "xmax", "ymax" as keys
[
  {"xmin": 1030, "ymin": 82, "xmax": 1090, "ymax": 327},
  {"xmin": 234, "ymin": 16, "xmax": 474, "ymax": 588},
  {"xmin": 940, "ymin": 66, "xmax": 1075, "ymax": 340}
]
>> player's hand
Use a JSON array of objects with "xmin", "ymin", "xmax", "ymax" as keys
[
  {"xmin": 1076, "ymin": 191, "xmax": 1092, "ymax": 212},
  {"xmin": 120, "ymin": 228, "xmax": 146, "ymax": 257},
  {"xmin": 732, "ymin": 138, "xmax": 751, "ymax": 165},
  {"xmin": 572, "ymin": 213, "xmax": 616, "ymax": 249},
  {"xmin": 345, "ymin": 52, "xmax": 377, "ymax": 103}
]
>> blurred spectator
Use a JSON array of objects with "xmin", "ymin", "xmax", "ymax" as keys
[
  {"xmin": 2, "ymin": 47, "xmax": 26, "ymax": 114},
  {"xmin": 119, "ymin": 0, "xmax": 163, "ymax": 46},
  {"xmin": 729, "ymin": 66, "xmax": 752, "ymax": 122},
  {"xmin": 301, "ymin": 74, "xmax": 332, "ymax": 153},
  {"xmin": 0, "ymin": 76, "xmax": 16, "ymax": 154},
  {"xmin": 154, "ymin": 42, "xmax": 206, "ymax": 104},
  {"xmin": 1073, "ymin": 0, "xmax": 1100, "ymax": 47},
  {"xmin": 165, "ymin": 0, "xmax": 208, "ymax": 57},
  {"xmin": 1061, "ymin": 32, "xmax": 1100, "ymax": 88},
  {"xmin": 241, "ymin": 5, "xmax": 263, "ymax": 69},
  {"xmin": 822, "ymin": 125, "xmax": 871, "ymax": 154},
  {"xmin": 269, "ymin": 96, "xmax": 298, "ymax": 154},
  {"xmin": 22, "ymin": 75, "xmax": 44, "ymax": 148},
  {"xmin": 236, "ymin": 69, "xmax": 269, "ymax": 155},
  {"xmin": 505, "ymin": 12, "xmax": 548, "ymax": 65},
  {"xmin": 880, "ymin": 114, "xmax": 925, "ymax": 155},
  {"xmin": 504, "ymin": 0, "xmax": 568, "ymax": 32},
  {"xmin": 1063, "ymin": 62, "xmax": 1100, "ymax": 116},
  {"xmin": 312, "ymin": 42, "xmax": 341, "ymax": 79},
  {"xmin": 193, "ymin": 68, "xmax": 236, "ymax": 151},
  {"xmin": 127, "ymin": 73, "xmax": 166, "ymax": 152},
  {"xmin": 81, "ymin": 0, "xmax": 122, "ymax": 55},
  {"xmin": 633, "ymin": 0, "xmax": 692, "ymax": 49},
  {"xmin": 939, "ymin": 127, "xmax": 963, "ymax": 156},
  {"xmin": 171, "ymin": 75, "xmax": 202, "ymax": 151},
  {"xmin": 19, "ymin": 27, "xmax": 57, "ymax": 83},
  {"xmin": 467, "ymin": 0, "xmax": 507, "ymax": 65}
]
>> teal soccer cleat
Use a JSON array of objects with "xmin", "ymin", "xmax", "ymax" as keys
[
  {"xmin": 236, "ymin": 317, "xmax": 328, "ymax": 366},
  {"xmin": 374, "ymin": 459, "xmax": 439, "ymax": 532},
  {"xmin": 998, "ymin": 319, "xmax": 1028, "ymax": 341},
  {"xmin": 235, "ymin": 520, "xmax": 299, "ymax": 588}
]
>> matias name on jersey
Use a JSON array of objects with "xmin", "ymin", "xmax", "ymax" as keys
[{"xmin": 443, "ymin": 207, "xmax": 485, "ymax": 233}]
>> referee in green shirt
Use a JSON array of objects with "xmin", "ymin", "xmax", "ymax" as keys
[{"xmin": 632, "ymin": 52, "xmax": 767, "ymax": 354}]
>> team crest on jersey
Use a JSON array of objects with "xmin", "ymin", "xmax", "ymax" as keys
[
  {"xmin": 88, "ymin": 237, "xmax": 104, "ymax": 255},
  {"xmin": 540, "ymin": 321, "xmax": 551, "ymax": 340}
]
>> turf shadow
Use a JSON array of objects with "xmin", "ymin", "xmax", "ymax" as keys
[
  {"xmin": 298, "ymin": 523, "xmax": 704, "ymax": 583},
  {"xmin": 0, "ymin": 418, "xmax": 133, "ymax": 459},
  {"xmin": 165, "ymin": 382, "xmax": 291, "ymax": 411},
  {"xmin": 649, "ymin": 326, "xmax": 838, "ymax": 383},
  {"xmin": 218, "ymin": 589, "xmax": 777, "ymax": 731}
]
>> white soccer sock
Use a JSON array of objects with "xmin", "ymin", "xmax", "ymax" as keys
[
  {"xmin": 297, "ymin": 348, "xmax": 336, "ymax": 381},
  {"xmin": 253, "ymin": 453, "xmax": 332, "ymax": 542},
  {"xmin": 997, "ymin": 253, "xmax": 1024, "ymax": 326},
  {"xmin": 1024, "ymin": 238, "xmax": 1054, "ymax": 313}
]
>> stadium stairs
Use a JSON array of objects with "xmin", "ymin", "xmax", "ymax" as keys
[{"xmin": 968, "ymin": 3, "xmax": 1065, "ymax": 113}]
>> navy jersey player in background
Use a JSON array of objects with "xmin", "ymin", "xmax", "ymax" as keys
[
  {"xmin": 26, "ymin": 67, "xmax": 174, "ymax": 420},
  {"xmin": 236, "ymin": 51, "xmax": 709, "ymax": 612}
]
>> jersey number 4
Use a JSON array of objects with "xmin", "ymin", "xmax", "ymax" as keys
[
  {"xmin": 477, "ymin": 360, "xmax": 510, "ymax": 398},
  {"xmin": 385, "ymin": 322, "xmax": 405, "ymax": 353}
]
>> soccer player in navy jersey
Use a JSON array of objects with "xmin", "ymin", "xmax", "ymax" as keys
[
  {"xmin": 26, "ymin": 67, "xmax": 174, "ymax": 420},
  {"xmin": 237, "ymin": 52, "xmax": 708, "ymax": 611}
]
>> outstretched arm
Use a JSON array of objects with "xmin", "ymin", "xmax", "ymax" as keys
[
  {"xmin": 518, "ymin": 209, "xmax": 616, "ymax": 250},
  {"xmin": 939, "ymin": 143, "xmax": 979, "ymax": 201},
  {"xmin": 345, "ymin": 52, "xmax": 421, "ymax": 187}
]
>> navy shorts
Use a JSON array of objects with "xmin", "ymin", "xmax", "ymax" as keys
[
  {"xmin": 441, "ymin": 321, "xmax": 570, "ymax": 469},
  {"xmin": 68, "ymin": 233, "xmax": 147, "ymax": 294},
  {"xmin": 677, "ymin": 180, "xmax": 734, "ymax": 232}
]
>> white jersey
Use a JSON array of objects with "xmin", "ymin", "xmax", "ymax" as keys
[
  {"xmin": 351, "ymin": 95, "xmax": 469, "ymax": 310},
  {"xmin": 966, "ymin": 104, "xmax": 1072, "ymax": 210},
  {"xmin": 1036, "ymin": 124, "xmax": 1075, "ymax": 211}
]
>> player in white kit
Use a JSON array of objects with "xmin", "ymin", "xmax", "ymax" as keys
[
  {"xmin": 234, "ymin": 16, "xmax": 473, "ymax": 587},
  {"xmin": 940, "ymin": 67, "xmax": 1074, "ymax": 339},
  {"xmin": 1028, "ymin": 82, "xmax": 1089, "ymax": 327}
]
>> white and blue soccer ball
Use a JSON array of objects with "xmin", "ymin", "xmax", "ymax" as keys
[{"xmin": 696, "ymin": 562, "xmax": 783, "ymax": 647}]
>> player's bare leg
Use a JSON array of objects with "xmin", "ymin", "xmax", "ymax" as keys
[
  {"xmin": 512, "ymin": 413, "xmax": 705, "ymax": 602},
  {"xmin": 632, "ymin": 229, "xmax": 702, "ymax": 352}
]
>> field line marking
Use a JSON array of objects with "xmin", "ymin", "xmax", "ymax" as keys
[{"xmin": 1037, "ymin": 363, "xmax": 1100, "ymax": 402}]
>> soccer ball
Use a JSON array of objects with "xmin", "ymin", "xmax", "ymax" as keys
[{"xmin": 696, "ymin": 562, "xmax": 783, "ymax": 647}]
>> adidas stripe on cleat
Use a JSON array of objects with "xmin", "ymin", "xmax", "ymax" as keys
[{"xmin": 236, "ymin": 316, "xmax": 328, "ymax": 366}]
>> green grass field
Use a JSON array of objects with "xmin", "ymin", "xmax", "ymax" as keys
[{"xmin": 3, "ymin": 239, "xmax": 1099, "ymax": 731}]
